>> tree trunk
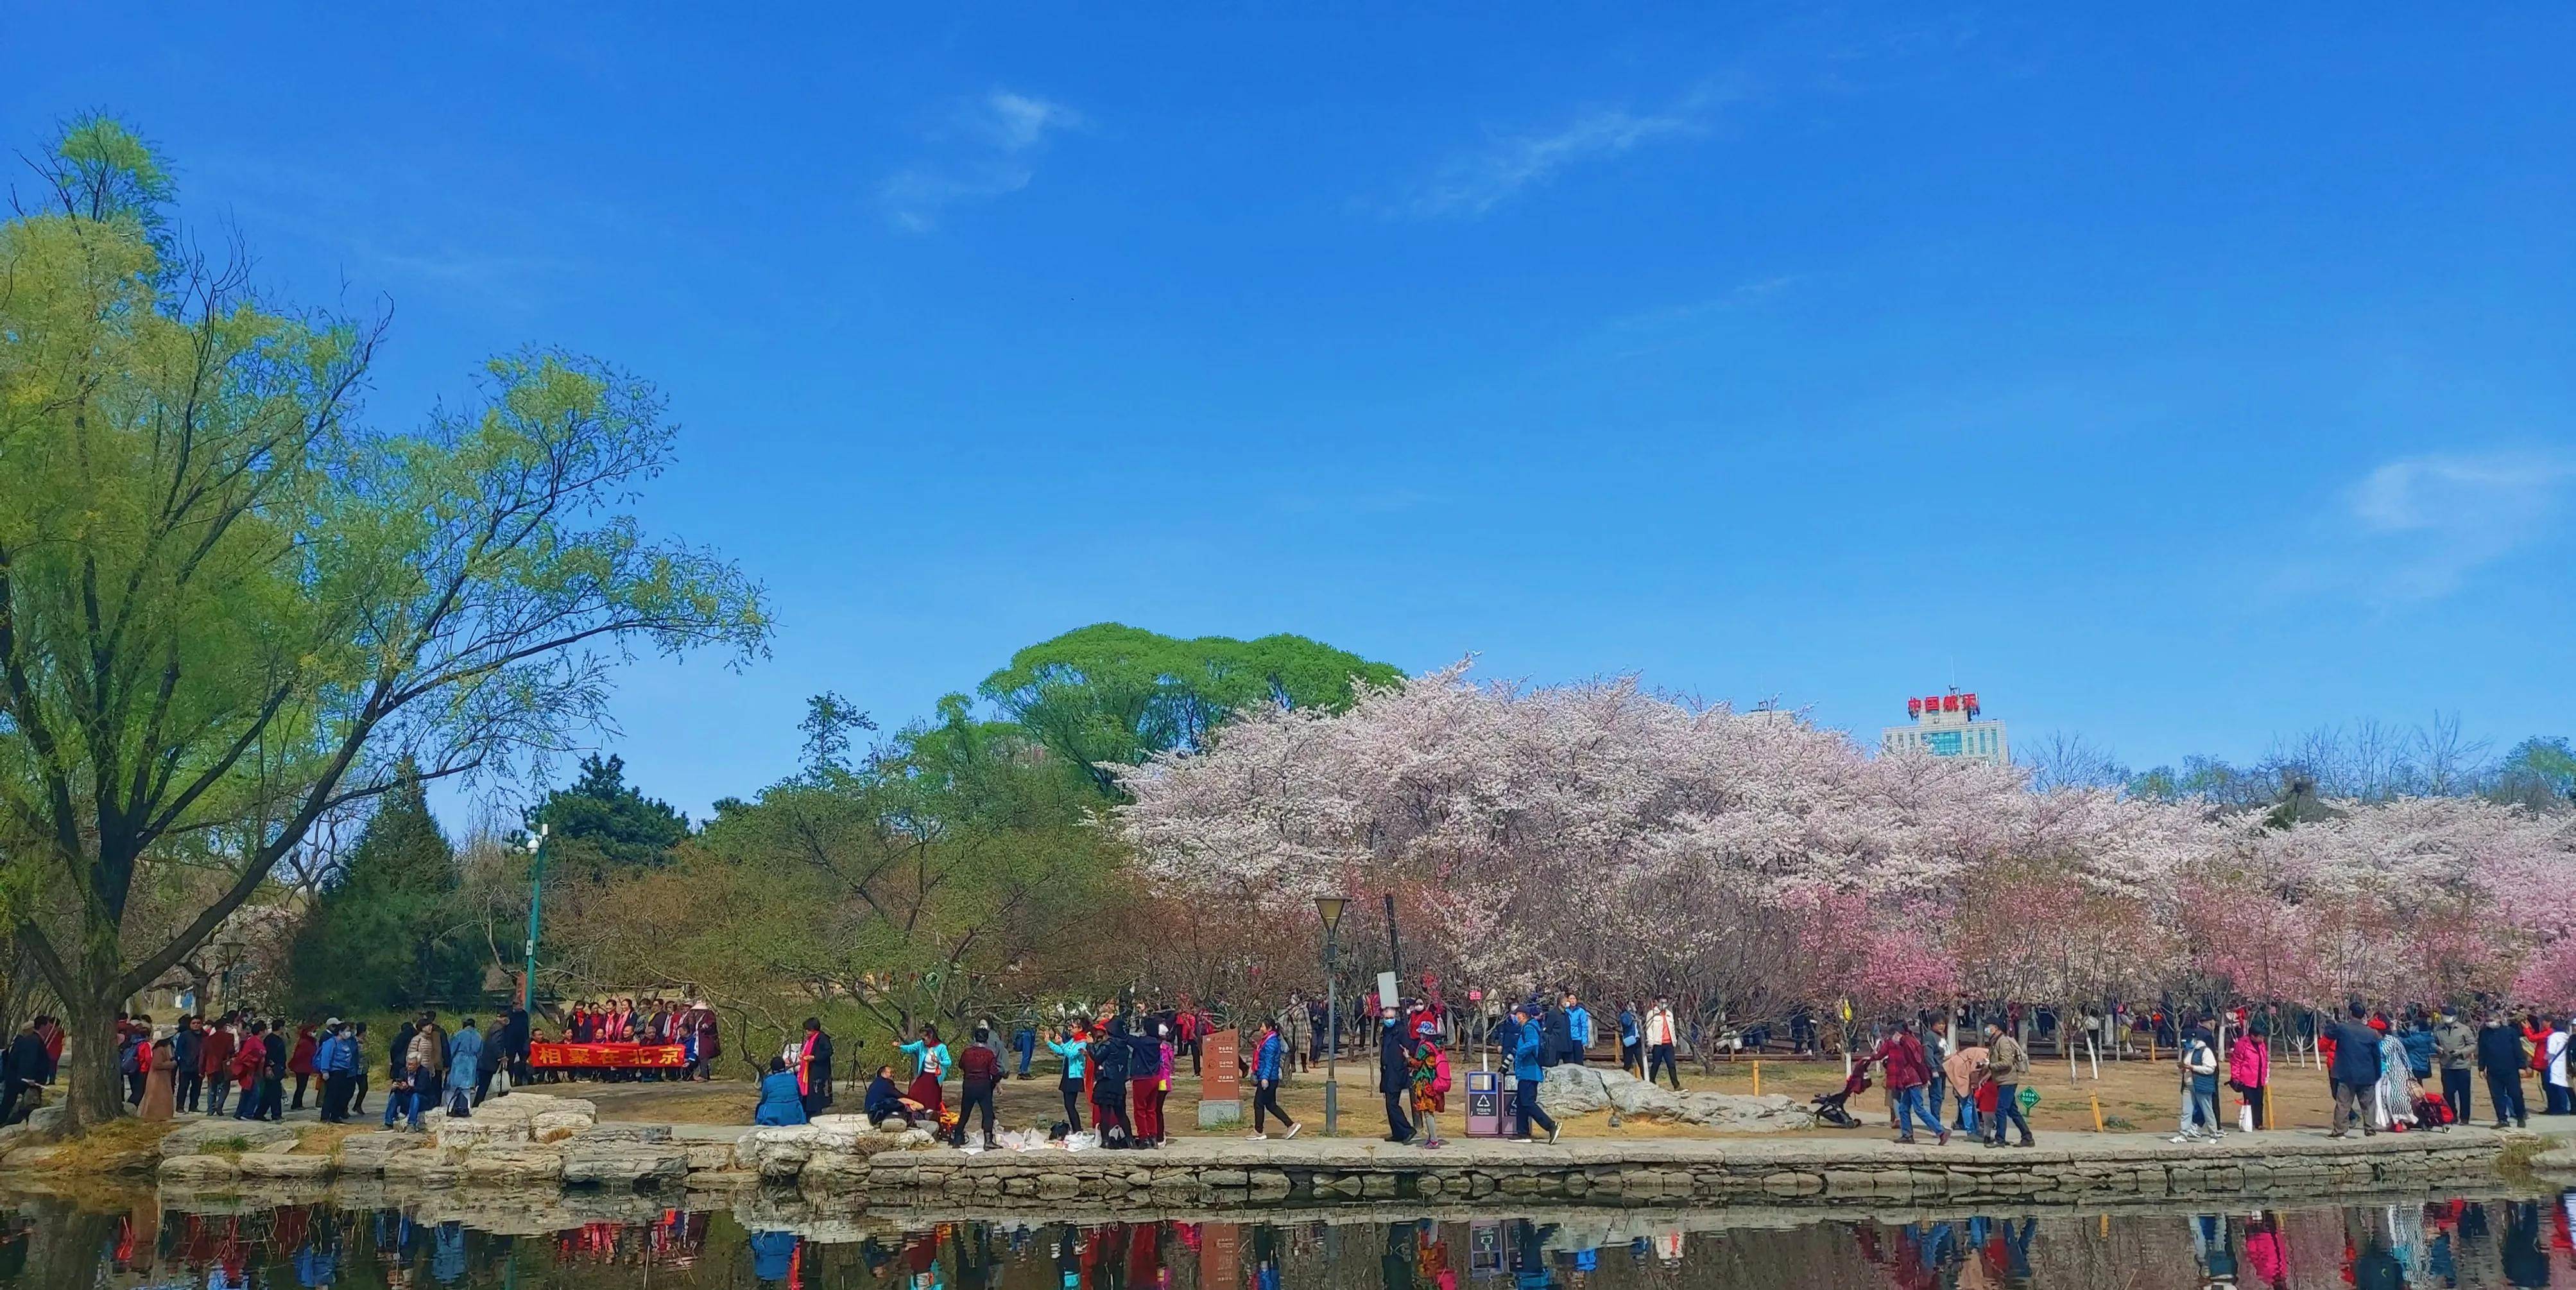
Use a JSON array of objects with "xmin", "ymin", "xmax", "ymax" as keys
[{"xmin": 63, "ymin": 989, "xmax": 130, "ymax": 1132}]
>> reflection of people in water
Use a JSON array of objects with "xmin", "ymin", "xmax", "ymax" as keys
[
  {"xmin": 431, "ymin": 1222, "xmax": 467, "ymax": 1286},
  {"xmin": 1251, "ymin": 1226, "xmax": 1281, "ymax": 1290},
  {"xmin": 1510, "ymin": 1221, "xmax": 1558, "ymax": 1290},
  {"xmin": 750, "ymin": 1230, "xmax": 800, "ymax": 1286},
  {"xmin": 2186, "ymin": 1214, "xmax": 2236, "ymax": 1288},
  {"xmin": 2503, "ymin": 1200, "xmax": 2550, "ymax": 1289},
  {"xmin": 1382, "ymin": 1223, "xmax": 1417, "ymax": 1290},
  {"xmin": 2242, "ymin": 1213, "xmax": 2286, "ymax": 1289},
  {"xmin": 2346, "ymin": 1210, "xmax": 2403, "ymax": 1290}
]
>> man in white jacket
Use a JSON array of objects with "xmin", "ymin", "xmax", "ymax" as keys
[{"xmin": 1643, "ymin": 997, "xmax": 1683, "ymax": 1090}]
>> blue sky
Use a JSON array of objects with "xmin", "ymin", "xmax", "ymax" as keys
[{"xmin": 8, "ymin": 6, "xmax": 2572, "ymax": 820}]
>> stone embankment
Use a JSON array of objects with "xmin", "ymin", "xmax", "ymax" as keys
[
  {"xmin": 0, "ymin": 1092, "xmax": 2546, "ymax": 1212},
  {"xmin": 861, "ymin": 1130, "xmax": 2525, "ymax": 1212}
]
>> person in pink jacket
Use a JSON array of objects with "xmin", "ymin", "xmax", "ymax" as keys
[{"xmin": 2228, "ymin": 1027, "xmax": 2272, "ymax": 1130}]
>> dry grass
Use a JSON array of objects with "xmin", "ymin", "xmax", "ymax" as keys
[
  {"xmin": 295, "ymin": 1122, "xmax": 370, "ymax": 1156},
  {"xmin": 48, "ymin": 1116, "xmax": 175, "ymax": 1173}
]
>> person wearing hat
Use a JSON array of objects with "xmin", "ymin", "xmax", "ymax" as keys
[{"xmin": 1506, "ymin": 1003, "xmax": 1559, "ymax": 1144}]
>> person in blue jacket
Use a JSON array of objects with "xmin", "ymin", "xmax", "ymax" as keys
[
  {"xmin": 754, "ymin": 1056, "xmax": 809, "ymax": 1125},
  {"xmin": 1563, "ymin": 991, "xmax": 1593, "ymax": 1064},
  {"xmin": 1045, "ymin": 1026, "xmax": 1089, "ymax": 1131},
  {"xmin": 1248, "ymin": 1017, "xmax": 1300, "ymax": 1140},
  {"xmin": 1508, "ymin": 1003, "xmax": 1559, "ymax": 1144}
]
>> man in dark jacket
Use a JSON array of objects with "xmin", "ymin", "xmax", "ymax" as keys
[
  {"xmin": 798, "ymin": 1019, "xmax": 835, "ymax": 1119},
  {"xmin": 2326, "ymin": 1002, "xmax": 2385, "ymax": 1138},
  {"xmin": 2477, "ymin": 1011, "xmax": 2531, "ymax": 1129},
  {"xmin": 1, "ymin": 1019, "xmax": 47, "ymax": 1126},
  {"xmin": 1377, "ymin": 1008, "xmax": 1414, "ymax": 1143},
  {"xmin": 501, "ymin": 1006, "xmax": 531, "ymax": 1090},
  {"xmin": 173, "ymin": 1017, "xmax": 203, "ymax": 1114},
  {"xmin": 1539, "ymin": 1001, "xmax": 1575, "ymax": 1071}
]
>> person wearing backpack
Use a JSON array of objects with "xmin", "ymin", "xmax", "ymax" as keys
[
  {"xmin": 956, "ymin": 1026, "xmax": 1002, "ymax": 1149},
  {"xmin": 2172, "ymin": 1020, "xmax": 2223, "ymax": 1142},
  {"xmin": 1539, "ymin": 997, "xmax": 1574, "ymax": 1072},
  {"xmin": 1406, "ymin": 1029, "xmax": 1450, "ymax": 1148},
  {"xmin": 117, "ymin": 1025, "xmax": 148, "ymax": 1106}
]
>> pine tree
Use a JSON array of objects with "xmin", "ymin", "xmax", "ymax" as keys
[{"xmin": 286, "ymin": 766, "xmax": 476, "ymax": 1011}]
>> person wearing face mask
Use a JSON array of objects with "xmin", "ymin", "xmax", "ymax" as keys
[{"xmin": 1377, "ymin": 1007, "xmax": 1416, "ymax": 1143}]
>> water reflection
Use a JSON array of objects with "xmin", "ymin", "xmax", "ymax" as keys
[{"xmin": 2, "ymin": 1195, "xmax": 2573, "ymax": 1290}]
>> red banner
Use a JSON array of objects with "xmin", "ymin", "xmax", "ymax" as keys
[{"xmin": 529, "ymin": 1042, "xmax": 687, "ymax": 1070}]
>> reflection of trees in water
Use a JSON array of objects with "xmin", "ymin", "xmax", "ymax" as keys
[{"xmin": 1, "ymin": 1198, "xmax": 2573, "ymax": 1290}]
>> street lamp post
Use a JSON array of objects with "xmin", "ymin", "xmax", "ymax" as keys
[
  {"xmin": 520, "ymin": 825, "xmax": 550, "ymax": 1011},
  {"xmin": 1316, "ymin": 895, "xmax": 1348, "ymax": 1137}
]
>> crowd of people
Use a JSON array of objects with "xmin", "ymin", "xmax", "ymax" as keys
[
  {"xmin": 28, "ymin": 981, "xmax": 2576, "ymax": 1160},
  {"xmin": 551, "ymin": 998, "xmax": 723, "ymax": 1080}
]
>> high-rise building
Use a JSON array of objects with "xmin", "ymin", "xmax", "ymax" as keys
[{"xmin": 1882, "ymin": 689, "xmax": 2008, "ymax": 766}]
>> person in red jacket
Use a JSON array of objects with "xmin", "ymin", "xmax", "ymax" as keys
[
  {"xmin": 1868, "ymin": 1018, "xmax": 1948, "ymax": 1146},
  {"xmin": 287, "ymin": 1026, "xmax": 319, "ymax": 1110},
  {"xmin": 199, "ymin": 1018, "xmax": 237, "ymax": 1116},
  {"xmin": 229, "ymin": 1022, "xmax": 268, "ymax": 1121}
]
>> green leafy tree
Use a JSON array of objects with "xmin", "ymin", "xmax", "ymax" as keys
[
  {"xmin": 977, "ymin": 623, "xmax": 1400, "ymax": 796},
  {"xmin": 526, "ymin": 753, "xmax": 692, "ymax": 871},
  {"xmin": 0, "ymin": 118, "xmax": 768, "ymax": 1128},
  {"xmin": 577, "ymin": 699, "xmax": 1115, "ymax": 1040},
  {"xmin": 2495, "ymin": 737, "xmax": 2576, "ymax": 809},
  {"xmin": 284, "ymin": 767, "xmax": 477, "ymax": 1011}
]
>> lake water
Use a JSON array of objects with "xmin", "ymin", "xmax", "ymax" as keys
[{"xmin": 0, "ymin": 1192, "xmax": 2560, "ymax": 1290}]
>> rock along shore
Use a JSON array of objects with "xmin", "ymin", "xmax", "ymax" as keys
[{"xmin": 0, "ymin": 1092, "xmax": 2545, "ymax": 1213}]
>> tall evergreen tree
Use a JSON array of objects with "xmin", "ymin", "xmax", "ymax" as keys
[
  {"xmin": 526, "ymin": 753, "xmax": 692, "ymax": 870},
  {"xmin": 286, "ymin": 768, "xmax": 476, "ymax": 1011}
]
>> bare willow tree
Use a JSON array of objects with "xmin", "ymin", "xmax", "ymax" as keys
[{"xmin": 0, "ymin": 118, "xmax": 768, "ymax": 1128}]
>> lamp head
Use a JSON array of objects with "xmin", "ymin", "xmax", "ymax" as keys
[{"xmin": 1314, "ymin": 895, "xmax": 1348, "ymax": 934}]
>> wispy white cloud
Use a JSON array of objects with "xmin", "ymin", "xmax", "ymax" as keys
[
  {"xmin": 1391, "ymin": 79, "xmax": 1748, "ymax": 219},
  {"xmin": 2342, "ymin": 451, "xmax": 2574, "ymax": 599},
  {"xmin": 880, "ymin": 90, "xmax": 1082, "ymax": 233}
]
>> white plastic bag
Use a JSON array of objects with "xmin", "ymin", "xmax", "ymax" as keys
[{"xmin": 2237, "ymin": 1102, "xmax": 2254, "ymax": 1133}]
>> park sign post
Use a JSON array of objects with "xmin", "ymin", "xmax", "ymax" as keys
[{"xmin": 1198, "ymin": 1028, "xmax": 1242, "ymax": 1127}]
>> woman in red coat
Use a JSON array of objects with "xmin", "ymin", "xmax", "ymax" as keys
[{"xmin": 287, "ymin": 1026, "xmax": 319, "ymax": 1110}]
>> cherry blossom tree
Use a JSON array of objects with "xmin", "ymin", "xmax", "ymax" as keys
[{"xmin": 1119, "ymin": 661, "xmax": 2576, "ymax": 1024}]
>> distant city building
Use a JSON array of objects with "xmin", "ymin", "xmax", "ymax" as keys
[{"xmin": 1882, "ymin": 689, "xmax": 2008, "ymax": 766}]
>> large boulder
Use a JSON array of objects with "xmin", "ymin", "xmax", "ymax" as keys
[
  {"xmin": 572, "ymin": 1122, "xmax": 671, "ymax": 1144},
  {"xmin": 798, "ymin": 1151, "xmax": 877, "ymax": 1190},
  {"xmin": 1536, "ymin": 1065, "xmax": 1620, "ymax": 1115},
  {"xmin": 736, "ymin": 1127, "xmax": 825, "ymax": 1180},
  {"xmin": 379, "ymin": 1151, "xmax": 461, "ymax": 1187},
  {"xmin": 435, "ymin": 1118, "xmax": 532, "ymax": 1151},
  {"xmin": 562, "ymin": 1141, "xmax": 689, "ymax": 1191},
  {"xmin": 336, "ymin": 1131, "xmax": 427, "ymax": 1174},
  {"xmin": 235, "ymin": 1153, "xmax": 335, "ymax": 1180},
  {"xmin": 1536, "ymin": 1066, "xmax": 1808, "ymax": 1130},
  {"xmin": 157, "ymin": 1118, "xmax": 302, "ymax": 1157},
  {"xmin": 461, "ymin": 1146, "xmax": 567, "ymax": 1185},
  {"xmin": 470, "ymin": 1092, "xmax": 599, "ymax": 1122},
  {"xmin": 529, "ymin": 1111, "xmax": 594, "ymax": 1142},
  {"xmin": 159, "ymin": 1154, "xmax": 242, "ymax": 1183},
  {"xmin": 0, "ymin": 1104, "xmax": 68, "ymax": 1147}
]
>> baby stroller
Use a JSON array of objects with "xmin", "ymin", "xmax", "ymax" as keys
[
  {"xmin": 1809, "ymin": 1067, "xmax": 1873, "ymax": 1129},
  {"xmin": 2409, "ymin": 1089, "xmax": 2456, "ymax": 1131}
]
